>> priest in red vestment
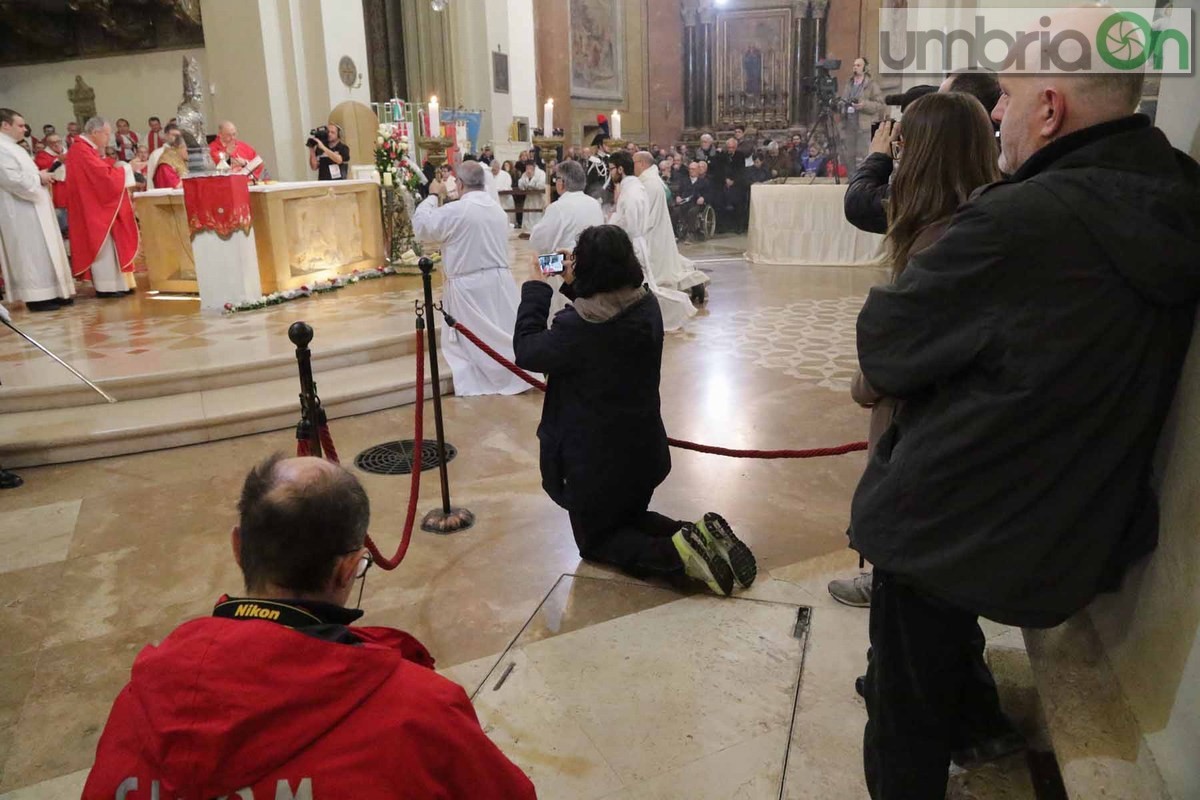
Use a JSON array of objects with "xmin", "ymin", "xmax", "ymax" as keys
[
  {"xmin": 145, "ymin": 116, "xmax": 166, "ymax": 152},
  {"xmin": 210, "ymin": 121, "xmax": 265, "ymax": 181},
  {"xmin": 66, "ymin": 118, "xmax": 140, "ymax": 297}
]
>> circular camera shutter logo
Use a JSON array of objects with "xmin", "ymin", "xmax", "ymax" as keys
[{"xmin": 1097, "ymin": 12, "xmax": 1153, "ymax": 69}]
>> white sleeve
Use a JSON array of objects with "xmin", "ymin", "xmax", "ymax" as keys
[
  {"xmin": 528, "ymin": 203, "xmax": 559, "ymax": 254},
  {"xmin": 0, "ymin": 151, "xmax": 42, "ymax": 203},
  {"xmin": 411, "ymin": 195, "xmax": 448, "ymax": 242}
]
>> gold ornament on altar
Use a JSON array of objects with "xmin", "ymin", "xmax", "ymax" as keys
[{"xmin": 417, "ymin": 135, "xmax": 454, "ymax": 167}]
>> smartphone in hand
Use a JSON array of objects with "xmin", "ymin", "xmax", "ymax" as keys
[{"xmin": 538, "ymin": 252, "xmax": 565, "ymax": 276}]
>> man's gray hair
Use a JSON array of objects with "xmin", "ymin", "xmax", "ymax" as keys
[
  {"xmin": 633, "ymin": 150, "xmax": 655, "ymax": 168},
  {"xmin": 556, "ymin": 159, "xmax": 586, "ymax": 192},
  {"xmin": 458, "ymin": 160, "xmax": 486, "ymax": 190},
  {"xmin": 84, "ymin": 116, "xmax": 109, "ymax": 134}
]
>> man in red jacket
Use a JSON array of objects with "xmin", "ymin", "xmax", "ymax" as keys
[{"xmin": 84, "ymin": 454, "xmax": 536, "ymax": 800}]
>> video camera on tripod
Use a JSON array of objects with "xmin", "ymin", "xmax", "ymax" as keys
[{"xmin": 804, "ymin": 58, "xmax": 847, "ymax": 111}]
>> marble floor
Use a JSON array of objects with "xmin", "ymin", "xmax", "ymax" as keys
[{"xmin": 0, "ymin": 236, "xmax": 1055, "ymax": 798}]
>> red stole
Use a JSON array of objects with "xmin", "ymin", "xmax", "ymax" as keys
[
  {"xmin": 146, "ymin": 130, "xmax": 165, "ymax": 152},
  {"xmin": 65, "ymin": 139, "xmax": 140, "ymax": 280},
  {"xmin": 33, "ymin": 149, "xmax": 69, "ymax": 209}
]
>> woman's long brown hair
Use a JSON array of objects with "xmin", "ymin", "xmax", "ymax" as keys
[{"xmin": 885, "ymin": 92, "xmax": 1001, "ymax": 278}]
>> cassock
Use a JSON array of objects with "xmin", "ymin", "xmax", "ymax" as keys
[
  {"xmin": 411, "ymin": 191, "xmax": 530, "ymax": 397},
  {"xmin": 66, "ymin": 137, "xmax": 139, "ymax": 292},
  {"xmin": 0, "ymin": 132, "xmax": 75, "ymax": 304},
  {"xmin": 517, "ymin": 167, "xmax": 546, "ymax": 231},
  {"xmin": 529, "ymin": 190, "xmax": 604, "ymax": 318},
  {"xmin": 609, "ymin": 176, "xmax": 695, "ymax": 332},
  {"xmin": 638, "ymin": 169, "xmax": 710, "ymax": 293},
  {"xmin": 209, "ymin": 139, "xmax": 265, "ymax": 181}
]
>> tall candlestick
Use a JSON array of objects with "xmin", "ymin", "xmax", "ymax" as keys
[
  {"xmin": 429, "ymin": 96, "xmax": 440, "ymax": 138},
  {"xmin": 543, "ymin": 98, "xmax": 554, "ymax": 134},
  {"xmin": 611, "ymin": 110, "xmax": 621, "ymax": 140}
]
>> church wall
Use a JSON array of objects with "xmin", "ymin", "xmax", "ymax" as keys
[
  {"xmin": 0, "ymin": 47, "xmax": 213, "ymax": 137},
  {"xmin": 1085, "ymin": 9, "xmax": 1200, "ymax": 793}
]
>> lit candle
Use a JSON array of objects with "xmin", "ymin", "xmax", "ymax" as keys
[
  {"xmin": 611, "ymin": 110, "xmax": 621, "ymax": 140},
  {"xmin": 543, "ymin": 98, "xmax": 554, "ymax": 135},
  {"xmin": 429, "ymin": 96, "xmax": 440, "ymax": 138},
  {"xmin": 382, "ymin": 171, "xmax": 394, "ymax": 188}
]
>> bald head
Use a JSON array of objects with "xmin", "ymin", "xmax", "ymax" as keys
[
  {"xmin": 993, "ymin": 5, "xmax": 1146, "ymax": 173},
  {"xmin": 236, "ymin": 454, "xmax": 370, "ymax": 596},
  {"xmin": 633, "ymin": 150, "xmax": 655, "ymax": 175},
  {"xmin": 218, "ymin": 121, "xmax": 237, "ymax": 144}
]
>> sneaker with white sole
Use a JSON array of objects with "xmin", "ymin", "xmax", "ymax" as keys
[
  {"xmin": 827, "ymin": 572, "xmax": 873, "ymax": 607},
  {"xmin": 697, "ymin": 512, "xmax": 757, "ymax": 588},
  {"xmin": 672, "ymin": 523, "xmax": 735, "ymax": 596}
]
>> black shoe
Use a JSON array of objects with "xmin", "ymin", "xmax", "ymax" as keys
[
  {"xmin": 56, "ymin": 297, "xmax": 75, "ymax": 306},
  {"xmin": 122, "ymin": 289, "xmax": 136, "ymax": 295},
  {"xmin": 95, "ymin": 291, "xmax": 125, "ymax": 298},
  {"xmin": 25, "ymin": 299, "xmax": 61, "ymax": 312},
  {"xmin": 951, "ymin": 730, "xmax": 1027, "ymax": 770},
  {"xmin": 0, "ymin": 469, "xmax": 23, "ymax": 489}
]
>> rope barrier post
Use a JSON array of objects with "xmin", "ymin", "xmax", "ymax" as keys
[
  {"xmin": 289, "ymin": 321, "xmax": 323, "ymax": 459},
  {"xmin": 418, "ymin": 256, "xmax": 475, "ymax": 534}
]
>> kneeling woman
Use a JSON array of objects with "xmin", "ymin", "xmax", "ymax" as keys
[{"xmin": 513, "ymin": 224, "xmax": 755, "ymax": 596}]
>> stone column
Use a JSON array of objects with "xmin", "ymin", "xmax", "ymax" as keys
[
  {"xmin": 682, "ymin": 8, "xmax": 699, "ymax": 130},
  {"xmin": 698, "ymin": 7, "xmax": 716, "ymax": 128}
]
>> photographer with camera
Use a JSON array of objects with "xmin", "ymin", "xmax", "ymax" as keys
[
  {"xmin": 308, "ymin": 123, "xmax": 349, "ymax": 181},
  {"xmin": 844, "ymin": 71, "xmax": 1000, "ymax": 234},
  {"xmin": 513, "ymin": 225, "xmax": 756, "ymax": 597}
]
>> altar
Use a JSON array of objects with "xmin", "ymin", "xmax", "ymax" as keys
[
  {"xmin": 135, "ymin": 179, "xmax": 385, "ymax": 295},
  {"xmin": 746, "ymin": 181, "xmax": 884, "ymax": 267}
]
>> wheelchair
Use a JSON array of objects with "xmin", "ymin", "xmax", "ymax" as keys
[{"xmin": 675, "ymin": 203, "xmax": 718, "ymax": 243}]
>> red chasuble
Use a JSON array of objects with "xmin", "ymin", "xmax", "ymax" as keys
[
  {"xmin": 65, "ymin": 139, "xmax": 140, "ymax": 280},
  {"xmin": 208, "ymin": 139, "xmax": 265, "ymax": 180}
]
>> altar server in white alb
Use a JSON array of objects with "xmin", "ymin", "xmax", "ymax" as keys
[
  {"xmin": 0, "ymin": 107, "xmax": 75, "ymax": 313},
  {"xmin": 517, "ymin": 160, "xmax": 547, "ymax": 231},
  {"xmin": 412, "ymin": 160, "xmax": 530, "ymax": 397},
  {"xmin": 606, "ymin": 151, "xmax": 695, "ymax": 332},
  {"xmin": 634, "ymin": 151, "xmax": 710, "ymax": 301},
  {"xmin": 529, "ymin": 160, "xmax": 604, "ymax": 318}
]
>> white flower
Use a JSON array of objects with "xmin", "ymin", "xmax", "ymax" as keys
[{"xmin": 375, "ymin": 136, "xmax": 384, "ymax": 146}]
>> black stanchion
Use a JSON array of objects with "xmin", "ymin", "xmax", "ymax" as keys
[
  {"xmin": 418, "ymin": 257, "xmax": 475, "ymax": 534},
  {"xmin": 289, "ymin": 321, "xmax": 323, "ymax": 458}
]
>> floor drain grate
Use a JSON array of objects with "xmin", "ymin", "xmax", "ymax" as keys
[{"xmin": 354, "ymin": 440, "xmax": 456, "ymax": 475}]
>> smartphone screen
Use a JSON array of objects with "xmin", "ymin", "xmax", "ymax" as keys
[{"xmin": 538, "ymin": 253, "xmax": 565, "ymax": 276}]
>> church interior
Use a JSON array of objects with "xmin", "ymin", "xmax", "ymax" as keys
[{"xmin": 0, "ymin": 0, "xmax": 1198, "ymax": 798}]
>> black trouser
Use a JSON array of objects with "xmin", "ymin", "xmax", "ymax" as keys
[
  {"xmin": 862, "ymin": 569, "xmax": 1014, "ymax": 799},
  {"xmin": 568, "ymin": 491, "xmax": 685, "ymax": 577}
]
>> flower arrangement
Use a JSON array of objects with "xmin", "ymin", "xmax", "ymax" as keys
[
  {"xmin": 221, "ymin": 257, "xmax": 441, "ymax": 314},
  {"xmin": 374, "ymin": 124, "xmax": 423, "ymax": 199}
]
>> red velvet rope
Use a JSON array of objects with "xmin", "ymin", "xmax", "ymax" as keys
[
  {"xmin": 449, "ymin": 319, "xmax": 868, "ymax": 460},
  {"xmin": 295, "ymin": 328, "xmax": 426, "ymax": 571}
]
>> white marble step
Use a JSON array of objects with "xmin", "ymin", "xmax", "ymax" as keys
[
  {"xmin": 0, "ymin": 330, "xmax": 423, "ymax": 413},
  {"xmin": 0, "ymin": 354, "xmax": 451, "ymax": 468}
]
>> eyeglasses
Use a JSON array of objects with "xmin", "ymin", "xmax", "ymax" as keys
[{"xmin": 354, "ymin": 549, "xmax": 373, "ymax": 609}]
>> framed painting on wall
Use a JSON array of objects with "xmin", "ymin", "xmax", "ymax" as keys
[
  {"xmin": 715, "ymin": 7, "xmax": 794, "ymax": 124},
  {"xmin": 493, "ymin": 50, "xmax": 510, "ymax": 94},
  {"xmin": 569, "ymin": 0, "xmax": 625, "ymax": 101}
]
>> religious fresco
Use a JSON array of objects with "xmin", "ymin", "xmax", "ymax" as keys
[
  {"xmin": 285, "ymin": 195, "xmax": 366, "ymax": 276},
  {"xmin": 715, "ymin": 8, "xmax": 794, "ymax": 124},
  {"xmin": 569, "ymin": 0, "xmax": 625, "ymax": 101}
]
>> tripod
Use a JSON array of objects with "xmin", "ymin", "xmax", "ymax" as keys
[{"xmin": 805, "ymin": 97, "xmax": 845, "ymax": 185}]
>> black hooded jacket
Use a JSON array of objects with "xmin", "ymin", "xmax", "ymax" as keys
[{"xmin": 850, "ymin": 116, "xmax": 1200, "ymax": 627}]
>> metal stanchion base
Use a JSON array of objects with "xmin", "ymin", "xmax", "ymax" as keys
[{"xmin": 421, "ymin": 507, "xmax": 476, "ymax": 534}]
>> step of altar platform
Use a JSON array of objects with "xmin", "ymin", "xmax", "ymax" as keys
[
  {"xmin": 0, "ymin": 331, "xmax": 422, "ymax": 413},
  {"xmin": 0, "ymin": 354, "xmax": 452, "ymax": 468}
]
